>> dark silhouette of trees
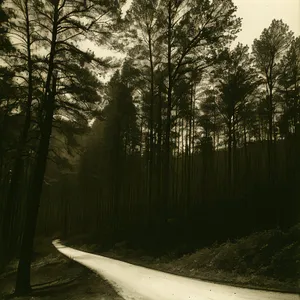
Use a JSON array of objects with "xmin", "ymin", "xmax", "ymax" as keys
[
  {"xmin": 0, "ymin": 0, "xmax": 17, "ymax": 270},
  {"xmin": 0, "ymin": 1, "xmax": 300, "ymax": 289},
  {"xmin": 0, "ymin": 0, "xmax": 120, "ymax": 294},
  {"xmin": 0, "ymin": 0, "xmax": 12, "ymax": 52},
  {"xmin": 252, "ymin": 19, "xmax": 294, "ymax": 180},
  {"xmin": 278, "ymin": 36, "xmax": 300, "ymax": 137},
  {"xmin": 125, "ymin": 0, "xmax": 162, "ymax": 226},
  {"xmin": 32, "ymin": 18, "xmax": 300, "ymax": 252},
  {"xmin": 2, "ymin": 0, "xmax": 37, "ymax": 264},
  {"xmin": 210, "ymin": 44, "xmax": 260, "ymax": 193}
]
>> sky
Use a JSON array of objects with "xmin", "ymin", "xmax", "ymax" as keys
[
  {"xmin": 233, "ymin": 0, "xmax": 300, "ymax": 47},
  {"xmin": 90, "ymin": 0, "xmax": 299, "ymax": 59}
]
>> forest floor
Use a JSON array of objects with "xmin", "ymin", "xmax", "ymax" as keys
[
  {"xmin": 0, "ymin": 238, "xmax": 123, "ymax": 300},
  {"xmin": 66, "ymin": 223, "xmax": 300, "ymax": 294}
]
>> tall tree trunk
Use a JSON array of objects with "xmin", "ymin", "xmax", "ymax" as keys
[
  {"xmin": 267, "ymin": 64, "xmax": 274, "ymax": 183},
  {"xmin": 15, "ymin": 4, "xmax": 59, "ymax": 293},
  {"xmin": 181, "ymin": 117, "xmax": 185, "ymax": 211},
  {"xmin": 112, "ymin": 120, "xmax": 121, "ymax": 236},
  {"xmin": 191, "ymin": 84, "xmax": 196, "ymax": 201},
  {"xmin": 156, "ymin": 85, "xmax": 162, "ymax": 225},
  {"xmin": 15, "ymin": 72, "xmax": 57, "ymax": 295},
  {"xmin": 163, "ymin": 0, "xmax": 172, "ymax": 223},
  {"xmin": 228, "ymin": 118, "xmax": 232, "ymax": 196},
  {"xmin": 232, "ymin": 112, "xmax": 237, "ymax": 196},
  {"xmin": 147, "ymin": 27, "xmax": 155, "ymax": 227},
  {"xmin": 186, "ymin": 83, "xmax": 193, "ymax": 216},
  {"xmin": 2, "ymin": 0, "xmax": 33, "ymax": 262},
  {"xmin": 175, "ymin": 108, "xmax": 180, "ymax": 212}
]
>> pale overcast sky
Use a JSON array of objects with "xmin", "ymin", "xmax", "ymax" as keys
[{"xmin": 233, "ymin": 0, "xmax": 300, "ymax": 47}]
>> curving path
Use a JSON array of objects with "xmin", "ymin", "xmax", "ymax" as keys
[{"xmin": 53, "ymin": 240, "xmax": 300, "ymax": 300}]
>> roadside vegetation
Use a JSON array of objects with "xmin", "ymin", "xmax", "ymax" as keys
[
  {"xmin": 66, "ymin": 224, "xmax": 300, "ymax": 294},
  {"xmin": 155, "ymin": 224, "xmax": 300, "ymax": 293}
]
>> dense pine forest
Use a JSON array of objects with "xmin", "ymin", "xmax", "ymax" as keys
[{"xmin": 0, "ymin": 0, "xmax": 299, "ymax": 295}]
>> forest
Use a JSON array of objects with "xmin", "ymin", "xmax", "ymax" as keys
[{"xmin": 0, "ymin": 0, "xmax": 299, "ymax": 296}]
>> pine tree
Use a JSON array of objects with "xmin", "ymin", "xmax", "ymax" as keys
[
  {"xmin": 252, "ymin": 19, "xmax": 293, "ymax": 180},
  {"xmin": 14, "ymin": 0, "xmax": 119, "ymax": 294}
]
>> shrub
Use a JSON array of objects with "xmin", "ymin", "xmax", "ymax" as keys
[
  {"xmin": 270, "ymin": 242, "xmax": 300, "ymax": 279},
  {"xmin": 169, "ymin": 225, "xmax": 300, "ymax": 282}
]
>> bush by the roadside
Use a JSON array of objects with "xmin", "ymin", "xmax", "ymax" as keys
[{"xmin": 168, "ymin": 224, "xmax": 300, "ymax": 286}]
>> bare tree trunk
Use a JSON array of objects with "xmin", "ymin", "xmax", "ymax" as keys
[
  {"xmin": 15, "ymin": 4, "xmax": 59, "ymax": 293},
  {"xmin": 163, "ymin": 0, "xmax": 172, "ymax": 223},
  {"xmin": 15, "ymin": 72, "xmax": 57, "ymax": 295},
  {"xmin": 156, "ymin": 85, "xmax": 163, "ymax": 224},
  {"xmin": 147, "ymin": 27, "xmax": 155, "ymax": 227},
  {"xmin": 266, "ymin": 65, "xmax": 274, "ymax": 184},
  {"xmin": 228, "ymin": 118, "xmax": 232, "ymax": 196},
  {"xmin": 186, "ymin": 83, "xmax": 193, "ymax": 216},
  {"xmin": 3, "ymin": 0, "xmax": 34, "ymax": 262}
]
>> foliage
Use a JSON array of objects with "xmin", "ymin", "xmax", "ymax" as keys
[{"xmin": 164, "ymin": 225, "xmax": 300, "ymax": 284}]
